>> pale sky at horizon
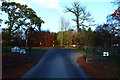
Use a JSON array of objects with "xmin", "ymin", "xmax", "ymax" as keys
[{"xmin": 0, "ymin": 0, "xmax": 118, "ymax": 32}]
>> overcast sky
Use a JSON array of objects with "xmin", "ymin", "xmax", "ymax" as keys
[{"xmin": 0, "ymin": 0, "xmax": 118, "ymax": 32}]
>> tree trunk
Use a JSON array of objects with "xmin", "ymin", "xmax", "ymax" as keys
[{"xmin": 77, "ymin": 16, "xmax": 79, "ymax": 33}]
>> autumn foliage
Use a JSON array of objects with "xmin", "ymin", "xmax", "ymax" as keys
[{"xmin": 28, "ymin": 31, "xmax": 56, "ymax": 47}]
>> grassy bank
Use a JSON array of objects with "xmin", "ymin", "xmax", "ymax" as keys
[
  {"xmin": 2, "ymin": 46, "xmax": 12, "ymax": 53},
  {"xmin": 74, "ymin": 48, "xmax": 86, "ymax": 53},
  {"xmin": 74, "ymin": 48, "xmax": 119, "ymax": 62},
  {"xmin": 72, "ymin": 49, "xmax": 120, "ymax": 79}
]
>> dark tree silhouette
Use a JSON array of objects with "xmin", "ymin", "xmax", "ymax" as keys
[{"xmin": 65, "ymin": 2, "xmax": 94, "ymax": 33}]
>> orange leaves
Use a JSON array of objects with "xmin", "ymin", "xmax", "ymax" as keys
[{"xmin": 41, "ymin": 31, "xmax": 55, "ymax": 47}]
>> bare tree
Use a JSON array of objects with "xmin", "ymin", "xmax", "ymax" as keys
[
  {"xmin": 59, "ymin": 17, "xmax": 71, "ymax": 46},
  {"xmin": 65, "ymin": 2, "xmax": 94, "ymax": 33},
  {"xmin": 60, "ymin": 17, "xmax": 64, "ymax": 46}
]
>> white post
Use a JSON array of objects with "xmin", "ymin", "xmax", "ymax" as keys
[{"xmin": 53, "ymin": 41, "xmax": 54, "ymax": 47}]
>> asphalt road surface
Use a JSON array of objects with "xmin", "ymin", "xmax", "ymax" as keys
[{"xmin": 22, "ymin": 49, "xmax": 87, "ymax": 79}]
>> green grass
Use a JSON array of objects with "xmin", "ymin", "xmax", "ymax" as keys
[
  {"xmin": 64, "ymin": 47, "xmax": 77, "ymax": 49},
  {"xmin": 31, "ymin": 48, "xmax": 47, "ymax": 51},
  {"xmin": 2, "ymin": 46, "xmax": 47, "ymax": 53},
  {"xmin": 21, "ymin": 47, "xmax": 47, "ymax": 51},
  {"xmin": 74, "ymin": 48, "xmax": 86, "ymax": 53},
  {"xmin": 73, "ymin": 48, "xmax": 119, "ymax": 62},
  {"xmin": 2, "ymin": 46, "xmax": 13, "ymax": 53},
  {"xmin": 89, "ymin": 52, "xmax": 119, "ymax": 62},
  {"xmin": 88, "ymin": 52, "xmax": 101, "ymax": 57},
  {"xmin": 74, "ymin": 48, "xmax": 120, "ymax": 78}
]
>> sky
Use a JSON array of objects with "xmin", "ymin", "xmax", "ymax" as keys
[{"xmin": 0, "ymin": 0, "xmax": 118, "ymax": 32}]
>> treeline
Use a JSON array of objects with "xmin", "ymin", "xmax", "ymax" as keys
[
  {"xmin": 57, "ymin": 26, "xmax": 119, "ymax": 48},
  {"xmin": 1, "ymin": 1, "xmax": 44, "ymax": 47},
  {"xmin": 2, "ymin": 26, "xmax": 119, "ymax": 48},
  {"xmin": 2, "ymin": 30, "xmax": 56, "ymax": 47},
  {"xmin": 1, "ymin": 1, "xmax": 120, "ymax": 48},
  {"xmin": 56, "ymin": 1, "xmax": 120, "ymax": 49}
]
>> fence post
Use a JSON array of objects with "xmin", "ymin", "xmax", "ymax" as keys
[
  {"xmin": 86, "ymin": 47, "xmax": 88, "ymax": 63},
  {"xmin": 29, "ymin": 44, "xmax": 31, "ymax": 57},
  {"xmin": 5, "ymin": 46, "xmax": 8, "ymax": 63}
]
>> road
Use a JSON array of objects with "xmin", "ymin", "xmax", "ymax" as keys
[{"xmin": 22, "ymin": 49, "xmax": 87, "ymax": 79}]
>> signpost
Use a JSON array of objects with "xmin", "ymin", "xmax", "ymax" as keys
[{"xmin": 103, "ymin": 52, "xmax": 109, "ymax": 56}]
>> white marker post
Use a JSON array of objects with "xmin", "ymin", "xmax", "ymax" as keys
[{"xmin": 103, "ymin": 52, "xmax": 109, "ymax": 56}]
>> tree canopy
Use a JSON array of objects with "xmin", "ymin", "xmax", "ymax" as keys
[
  {"xmin": 1, "ymin": 1, "xmax": 44, "ymax": 46},
  {"xmin": 2, "ymin": 2, "xmax": 44, "ymax": 33}
]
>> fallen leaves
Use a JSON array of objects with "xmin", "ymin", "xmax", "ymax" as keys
[{"xmin": 77, "ymin": 51, "xmax": 119, "ymax": 79}]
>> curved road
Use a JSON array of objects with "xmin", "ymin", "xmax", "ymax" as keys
[{"xmin": 22, "ymin": 49, "xmax": 87, "ymax": 79}]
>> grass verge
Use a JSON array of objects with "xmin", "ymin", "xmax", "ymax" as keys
[
  {"xmin": 2, "ymin": 46, "xmax": 48, "ymax": 53},
  {"xmin": 72, "ymin": 49, "xmax": 120, "ymax": 79},
  {"xmin": 21, "ymin": 47, "xmax": 47, "ymax": 51},
  {"xmin": 74, "ymin": 48, "xmax": 119, "ymax": 62}
]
